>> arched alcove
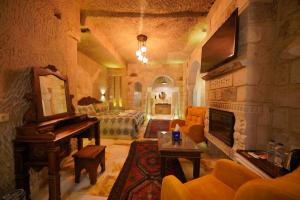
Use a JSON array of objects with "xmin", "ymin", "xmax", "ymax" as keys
[
  {"xmin": 188, "ymin": 60, "xmax": 205, "ymax": 106},
  {"xmin": 187, "ymin": 61, "xmax": 200, "ymax": 106},
  {"xmin": 188, "ymin": 61, "xmax": 200, "ymax": 85},
  {"xmin": 144, "ymin": 75, "xmax": 180, "ymax": 118},
  {"xmin": 134, "ymin": 82, "xmax": 142, "ymax": 92},
  {"xmin": 152, "ymin": 75, "xmax": 174, "ymax": 88}
]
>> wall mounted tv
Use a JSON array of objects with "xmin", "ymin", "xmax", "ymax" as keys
[{"xmin": 201, "ymin": 9, "xmax": 239, "ymax": 73}]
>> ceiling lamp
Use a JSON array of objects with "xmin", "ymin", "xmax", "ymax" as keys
[{"xmin": 135, "ymin": 34, "xmax": 148, "ymax": 64}]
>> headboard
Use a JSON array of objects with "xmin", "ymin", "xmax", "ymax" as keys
[{"xmin": 78, "ymin": 96, "xmax": 101, "ymax": 106}]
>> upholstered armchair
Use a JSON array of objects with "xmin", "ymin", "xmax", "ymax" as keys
[
  {"xmin": 161, "ymin": 159, "xmax": 300, "ymax": 200},
  {"xmin": 169, "ymin": 106, "xmax": 206, "ymax": 143}
]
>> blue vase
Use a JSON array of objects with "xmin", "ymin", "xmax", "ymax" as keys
[{"xmin": 172, "ymin": 131, "xmax": 181, "ymax": 141}]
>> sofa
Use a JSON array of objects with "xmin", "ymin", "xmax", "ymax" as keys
[
  {"xmin": 169, "ymin": 106, "xmax": 206, "ymax": 143},
  {"xmin": 161, "ymin": 159, "xmax": 300, "ymax": 200}
]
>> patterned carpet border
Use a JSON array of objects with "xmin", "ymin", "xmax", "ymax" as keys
[
  {"xmin": 107, "ymin": 140, "xmax": 185, "ymax": 200},
  {"xmin": 144, "ymin": 119, "xmax": 170, "ymax": 138}
]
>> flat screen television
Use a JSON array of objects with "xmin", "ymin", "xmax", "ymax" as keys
[{"xmin": 201, "ymin": 9, "xmax": 239, "ymax": 73}]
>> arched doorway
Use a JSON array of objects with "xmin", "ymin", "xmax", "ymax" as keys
[
  {"xmin": 188, "ymin": 61, "xmax": 205, "ymax": 106},
  {"xmin": 145, "ymin": 76, "xmax": 180, "ymax": 119}
]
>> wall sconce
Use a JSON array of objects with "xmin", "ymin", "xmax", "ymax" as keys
[{"xmin": 100, "ymin": 89, "xmax": 106, "ymax": 102}]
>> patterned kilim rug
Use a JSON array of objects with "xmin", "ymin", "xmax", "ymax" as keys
[
  {"xmin": 144, "ymin": 119, "xmax": 170, "ymax": 138},
  {"xmin": 108, "ymin": 140, "xmax": 186, "ymax": 200}
]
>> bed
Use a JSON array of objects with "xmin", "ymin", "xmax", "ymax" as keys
[{"xmin": 77, "ymin": 96, "xmax": 144, "ymax": 139}]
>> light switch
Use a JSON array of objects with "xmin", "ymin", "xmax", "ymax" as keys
[{"xmin": 0, "ymin": 113, "xmax": 9, "ymax": 123}]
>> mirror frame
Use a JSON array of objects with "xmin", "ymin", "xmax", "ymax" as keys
[{"xmin": 33, "ymin": 65, "xmax": 73, "ymax": 122}]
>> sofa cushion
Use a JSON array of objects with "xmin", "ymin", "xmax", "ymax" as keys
[
  {"xmin": 185, "ymin": 175, "xmax": 235, "ymax": 200},
  {"xmin": 93, "ymin": 103, "xmax": 108, "ymax": 113},
  {"xmin": 182, "ymin": 125, "xmax": 205, "ymax": 143}
]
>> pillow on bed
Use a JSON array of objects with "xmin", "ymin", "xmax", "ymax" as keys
[
  {"xmin": 77, "ymin": 105, "xmax": 96, "ymax": 115},
  {"xmin": 93, "ymin": 103, "xmax": 108, "ymax": 113},
  {"xmin": 125, "ymin": 110, "xmax": 135, "ymax": 112},
  {"xmin": 124, "ymin": 110, "xmax": 136, "ymax": 114}
]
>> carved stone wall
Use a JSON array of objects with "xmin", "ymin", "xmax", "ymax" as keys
[
  {"xmin": 200, "ymin": 0, "xmax": 276, "ymax": 157},
  {"xmin": 271, "ymin": 0, "xmax": 300, "ymax": 149},
  {"xmin": 0, "ymin": 0, "xmax": 80, "ymax": 196},
  {"xmin": 77, "ymin": 51, "xmax": 108, "ymax": 101},
  {"xmin": 202, "ymin": 0, "xmax": 300, "ymax": 157}
]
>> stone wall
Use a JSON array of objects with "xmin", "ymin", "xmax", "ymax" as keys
[
  {"xmin": 0, "ymin": 0, "xmax": 80, "ymax": 196},
  {"xmin": 77, "ymin": 51, "xmax": 108, "ymax": 101},
  {"xmin": 203, "ymin": 0, "xmax": 272, "ymax": 153},
  {"xmin": 185, "ymin": 1, "xmax": 249, "ymax": 108},
  {"xmin": 271, "ymin": 0, "xmax": 300, "ymax": 149},
  {"xmin": 188, "ymin": 0, "xmax": 300, "ymax": 156},
  {"xmin": 106, "ymin": 68, "xmax": 127, "ymax": 108}
]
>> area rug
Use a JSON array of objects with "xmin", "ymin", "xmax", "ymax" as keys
[
  {"xmin": 144, "ymin": 119, "xmax": 170, "ymax": 138},
  {"xmin": 108, "ymin": 140, "xmax": 186, "ymax": 200}
]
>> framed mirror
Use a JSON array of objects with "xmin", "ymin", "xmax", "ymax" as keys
[
  {"xmin": 39, "ymin": 75, "xmax": 68, "ymax": 116},
  {"xmin": 32, "ymin": 65, "xmax": 74, "ymax": 122}
]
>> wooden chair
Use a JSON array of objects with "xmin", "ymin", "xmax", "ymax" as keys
[{"xmin": 73, "ymin": 145, "xmax": 106, "ymax": 185}]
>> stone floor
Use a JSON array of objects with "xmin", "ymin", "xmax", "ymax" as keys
[{"xmin": 32, "ymin": 117, "xmax": 218, "ymax": 200}]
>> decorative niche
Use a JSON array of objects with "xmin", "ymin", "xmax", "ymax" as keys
[{"xmin": 129, "ymin": 72, "xmax": 138, "ymax": 77}]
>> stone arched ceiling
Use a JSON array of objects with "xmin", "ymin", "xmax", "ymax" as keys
[
  {"xmin": 153, "ymin": 76, "xmax": 173, "ymax": 88},
  {"xmin": 79, "ymin": 0, "xmax": 215, "ymax": 66}
]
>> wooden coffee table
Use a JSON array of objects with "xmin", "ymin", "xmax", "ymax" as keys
[{"xmin": 157, "ymin": 131, "xmax": 201, "ymax": 179}]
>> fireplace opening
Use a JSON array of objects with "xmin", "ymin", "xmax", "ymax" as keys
[{"xmin": 209, "ymin": 108, "xmax": 235, "ymax": 147}]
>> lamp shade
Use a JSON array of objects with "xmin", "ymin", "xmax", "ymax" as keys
[
  {"xmin": 136, "ymin": 34, "xmax": 149, "ymax": 64},
  {"xmin": 136, "ymin": 50, "xmax": 141, "ymax": 57},
  {"xmin": 141, "ymin": 46, "xmax": 147, "ymax": 53},
  {"xmin": 142, "ymin": 57, "xmax": 148, "ymax": 64},
  {"xmin": 138, "ymin": 55, "xmax": 143, "ymax": 61}
]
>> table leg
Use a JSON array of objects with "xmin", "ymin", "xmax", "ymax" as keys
[
  {"xmin": 48, "ymin": 144, "xmax": 61, "ymax": 200},
  {"xmin": 14, "ymin": 142, "xmax": 31, "ymax": 200},
  {"xmin": 161, "ymin": 156, "xmax": 166, "ymax": 179},
  {"xmin": 77, "ymin": 138, "xmax": 83, "ymax": 150},
  {"xmin": 193, "ymin": 157, "xmax": 200, "ymax": 178}
]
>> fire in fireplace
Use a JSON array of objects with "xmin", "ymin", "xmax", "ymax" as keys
[{"xmin": 209, "ymin": 108, "xmax": 235, "ymax": 147}]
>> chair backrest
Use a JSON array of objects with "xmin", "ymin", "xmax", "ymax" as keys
[
  {"xmin": 185, "ymin": 106, "xmax": 206, "ymax": 126},
  {"xmin": 235, "ymin": 166, "xmax": 300, "ymax": 200}
]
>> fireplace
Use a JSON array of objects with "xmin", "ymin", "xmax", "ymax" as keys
[{"xmin": 209, "ymin": 109, "xmax": 235, "ymax": 147}]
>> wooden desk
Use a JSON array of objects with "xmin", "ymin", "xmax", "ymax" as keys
[{"xmin": 14, "ymin": 114, "xmax": 100, "ymax": 200}]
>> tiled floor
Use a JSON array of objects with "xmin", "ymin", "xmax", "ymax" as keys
[
  {"xmin": 33, "ymin": 138, "xmax": 131, "ymax": 200},
  {"xmin": 32, "ymin": 118, "xmax": 217, "ymax": 200},
  {"xmin": 32, "ymin": 121, "xmax": 148, "ymax": 200}
]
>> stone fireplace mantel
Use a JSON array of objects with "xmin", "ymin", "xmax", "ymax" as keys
[
  {"xmin": 202, "ymin": 61, "xmax": 245, "ymax": 81},
  {"xmin": 205, "ymin": 101, "xmax": 263, "ymax": 159}
]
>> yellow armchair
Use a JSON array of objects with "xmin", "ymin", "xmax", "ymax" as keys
[
  {"xmin": 169, "ymin": 106, "xmax": 206, "ymax": 143},
  {"xmin": 161, "ymin": 159, "xmax": 300, "ymax": 200}
]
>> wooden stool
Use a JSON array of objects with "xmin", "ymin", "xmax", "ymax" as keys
[{"xmin": 73, "ymin": 145, "xmax": 106, "ymax": 185}]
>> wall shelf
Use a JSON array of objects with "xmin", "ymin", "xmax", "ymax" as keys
[{"xmin": 202, "ymin": 61, "xmax": 245, "ymax": 80}]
